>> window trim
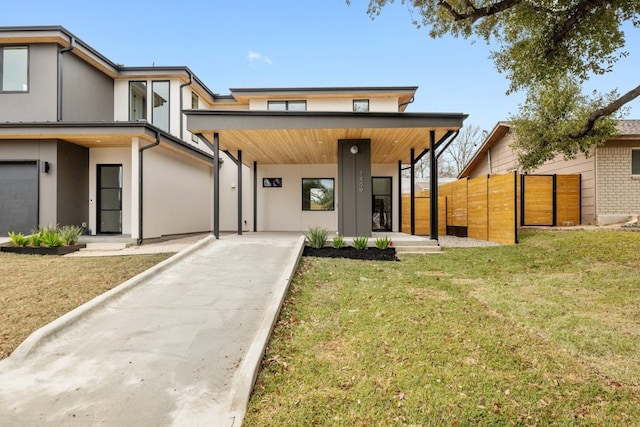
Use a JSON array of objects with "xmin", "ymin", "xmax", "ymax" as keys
[
  {"xmin": 632, "ymin": 149, "xmax": 640, "ymax": 176},
  {"xmin": 353, "ymin": 99, "xmax": 369, "ymax": 112},
  {"xmin": 302, "ymin": 178, "xmax": 335, "ymax": 211},
  {"xmin": 191, "ymin": 92, "xmax": 199, "ymax": 142},
  {"xmin": 0, "ymin": 45, "xmax": 29, "ymax": 93},
  {"xmin": 268, "ymin": 100, "xmax": 307, "ymax": 111}
]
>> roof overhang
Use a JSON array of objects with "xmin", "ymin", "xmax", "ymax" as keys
[
  {"xmin": 0, "ymin": 122, "xmax": 213, "ymax": 166},
  {"xmin": 186, "ymin": 110, "xmax": 467, "ymax": 165}
]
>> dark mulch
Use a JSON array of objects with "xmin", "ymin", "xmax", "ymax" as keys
[{"xmin": 303, "ymin": 246, "xmax": 398, "ymax": 261}]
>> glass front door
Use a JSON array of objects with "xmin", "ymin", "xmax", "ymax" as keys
[
  {"xmin": 372, "ymin": 177, "xmax": 392, "ymax": 232},
  {"xmin": 97, "ymin": 164, "xmax": 123, "ymax": 234}
]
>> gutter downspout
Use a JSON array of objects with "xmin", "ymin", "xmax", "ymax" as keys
[
  {"xmin": 179, "ymin": 72, "xmax": 193, "ymax": 140},
  {"xmin": 57, "ymin": 36, "xmax": 75, "ymax": 122},
  {"xmin": 137, "ymin": 130, "xmax": 161, "ymax": 245}
]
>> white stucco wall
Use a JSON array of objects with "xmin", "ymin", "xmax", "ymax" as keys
[
  {"xmin": 141, "ymin": 147, "xmax": 212, "ymax": 238},
  {"xmin": 256, "ymin": 164, "xmax": 338, "ymax": 231},
  {"xmin": 248, "ymin": 97, "xmax": 399, "ymax": 112},
  {"xmin": 89, "ymin": 147, "xmax": 133, "ymax": 236}
]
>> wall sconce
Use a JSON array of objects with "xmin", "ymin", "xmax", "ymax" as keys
[
  {"xmin": 40, "ymin": 161, "xmax": 50, "ymax": 174},
  {"xmin": 350, "ymin": 145, "xmax": 359, "ymax": 155}
]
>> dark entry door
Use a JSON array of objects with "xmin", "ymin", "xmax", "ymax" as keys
[
  {"xmin": 97, "ymin": 164, "xmax": 123, "ymax": 234},
  {"xmin": 0, "ymin": 161, "xmax": 38, "ymax": 235},
  {"xmin": 372, "ymin": 177, "xmax": 392, "ymax": 231}
]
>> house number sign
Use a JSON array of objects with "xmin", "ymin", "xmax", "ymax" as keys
[{"xmin": 359, "ymin": 170, "xmax": 364, "ymax": 193}]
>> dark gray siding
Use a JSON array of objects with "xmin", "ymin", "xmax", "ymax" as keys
[
  {"xmin": 0, "ymin": 139, "xmax": 58, "ymax": 227},
  {"xmin": 0, "ymin": 44, "xmax": 58, "ymax": 121},
  {"xmin": 56, "ymin": 140, "xmax": 89, "ymax": 227},
  {"xmin": 0, "ymin": 161, "xmax": 38, "ymax": 235},
  {"xmin": 62, "ymin": 52, "xmax": 114, "ymax": 121}
]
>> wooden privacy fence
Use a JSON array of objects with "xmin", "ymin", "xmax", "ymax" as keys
[{"xmin": 402, "ymin": 172, "xmax": 581, "ymax": 245}]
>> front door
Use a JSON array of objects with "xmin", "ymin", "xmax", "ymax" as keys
[
  {"xmin": 372, "ymin": 177, "xmax": 392, "ymax": 232},
  {"xmin": 97, "ymin": 164, "xmax": 123, "ymax": 234}
]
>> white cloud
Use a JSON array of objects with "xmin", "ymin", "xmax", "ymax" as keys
[{"xmin": 248, "ymin": 51, "xmax": 272, "ymax": 66}]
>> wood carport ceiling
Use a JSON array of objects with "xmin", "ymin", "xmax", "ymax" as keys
[{"xmin": 187, "ymin": 111, "xmax": 468, "ymax": 165}]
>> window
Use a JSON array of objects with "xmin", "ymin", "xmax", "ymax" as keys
[
  {"xmin": 353, "ymin": 99, "xmax": 369, "ymax": 112},
  {"xmin": 129, "ymin": 81, "xmax": 147, "ymax": 121},
  {"xmin": 632, "ymin": 149, "xmax": 640, "ymax": 175},
  {"xmin": 152, "ymin": 81, "xmax": 169, "ymax": 132},
  {"xmin": 302, "ymin": 178, "xmax": 334, "ymax": 211},
  {"xmin": 191, "ymin": 92, "xmax": 199, "ymax": 143},
  {"xmin": 1, "ymin": 46, "xmax": 28, "ymax": 92},
  {"xmin": 268, "ymin": 100, "xmax": 306, "ymax": 111},
  {"xmin": 191, "ymin": 92, "xmax": 199, "ymax": 109}
]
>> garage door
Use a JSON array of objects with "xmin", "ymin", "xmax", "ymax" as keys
[{"xmin": 0, "ymin": 161, "xmax": 38, "ymax": 235}]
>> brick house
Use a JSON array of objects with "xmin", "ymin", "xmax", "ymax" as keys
[{"xmin": 459, "ymin": 120, "xmax": 640, "ymax": 225}]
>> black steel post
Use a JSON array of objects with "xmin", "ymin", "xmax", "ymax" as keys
[
  {"xmin": 237, "ymin": 150, "xmax": 242, "ymax": 235},
  {"xmin": 398, "ymin": 160, "xmax": 402, "ymax": 233},
  {"xmin": 429, "ymin": 130, "xmax": 438, "ymax": 240},
  {"xmin": 410, "ymin": 148, "xmax": 415, "ymax": 236},
  {"xmin": 213, "ymin": 133, "xmax": 220, "ymax": 239}
]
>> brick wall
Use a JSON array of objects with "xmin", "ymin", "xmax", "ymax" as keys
[{"xmin": 596, "ymin": 146, "xmax": 640, "ymax": 219}]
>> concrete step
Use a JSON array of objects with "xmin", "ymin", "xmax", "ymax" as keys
[
  {"xmin": 395, "ymin": 245, "xmax": 442, "ymax": 255},
  {"xmin": 80, "ymin": 242, "xmax": 129, "ymax": 251},
  {"xmin": 392, "ymin": 239, "xmax": 439, "ymax": 247}
]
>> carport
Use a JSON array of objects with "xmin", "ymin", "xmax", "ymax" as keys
[{"xmin": 186, "ymin": 110, "xmax": 467, "ymax": 240}]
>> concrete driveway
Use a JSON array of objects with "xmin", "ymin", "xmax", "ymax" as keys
[{"xmin": 0, "ymin": 233, "xmax": 305, "ymax": 426}]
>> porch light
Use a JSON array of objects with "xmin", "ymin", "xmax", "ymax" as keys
[{"xmin": 350, "ymin": 145, "xmax": 359, "ymax": 154}]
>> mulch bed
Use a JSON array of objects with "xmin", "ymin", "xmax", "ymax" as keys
[
  {"xmin": 0, "ymin": 244, "xmax": 86, "ymax": 256},
  {"xmin": 303, "ymin": 246, "xmax": 397, "ymax": 261}
]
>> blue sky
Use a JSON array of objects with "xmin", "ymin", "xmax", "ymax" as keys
[{"xmin": 2, "ymin": 0, "xmax": 638, "ymax": 133}]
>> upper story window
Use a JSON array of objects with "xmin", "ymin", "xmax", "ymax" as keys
[
  {"xmin": 129, "ymin": 81, "xmax": 147, "ymax": 121},
  {"xmin": 152, "ymin": 81, "xmax": 169, "ymax": 132},
  {"xmin": 1, "ymin": 46, "xmax": 29, "ymax": 92},
  {"xmin": 129, "ymin": 80, "xmax": 170, "ymax": 132},
  {"xmin": 268, "ymin": 100, "xmax": 306, "ymax": 111},
  {"xmin": 632, "ymin": 149, "xmax": 640, "ymax": 175},
  {"xmin": 191, "ymin": 92, "xmax": 199, "ymax": 109},
  {"xmin": 191, "ymin": 92, "xmax": 199, "ymax": 143},
  {"xmin": 353, "ymin": 99, "xmax": 369, "ymax": 112}
]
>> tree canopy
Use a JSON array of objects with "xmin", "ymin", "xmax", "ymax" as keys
[{"xmin": 357, "ymin": 0, "xmax": 640, "ymax": 170}]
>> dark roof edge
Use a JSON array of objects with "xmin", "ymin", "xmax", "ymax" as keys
[
  {"xmin": 0, "ymin": 25, "xmax": 120, "ymax": 71},
  {"xmin": 184, "ymin": 110, "xmax": 466, "ymax": 119},
  {"xmin": 0, "ymin": 25, "xmax": 219, "ymax": 100},
  {"xmin": 228, "ymin": 86, "xmax": 419, "ymax": 94}
]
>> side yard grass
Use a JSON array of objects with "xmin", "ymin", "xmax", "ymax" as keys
[
  {"xmin": 0, "ymin": 252, "xmax": 172, "ymax": 360},
  {"xmin": 244, "ymin": 230, "xmax": 640, "ymax": 426}
]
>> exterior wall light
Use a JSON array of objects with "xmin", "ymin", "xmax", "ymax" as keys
[{"xmin": 350, "ymin": 145, "xmax": 359, "ymax": 155}]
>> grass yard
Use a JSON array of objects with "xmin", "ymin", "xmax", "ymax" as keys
[
  {"xmin": 244, "ymin": 230, "xmax": 640, "ymax": 426},
  {"xmin": 0, "ymin": 252, "xmax": 172, "ymax": 360}
]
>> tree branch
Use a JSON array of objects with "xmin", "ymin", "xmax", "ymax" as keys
[
  {"xmin": 437, "ymin": 0, "xmax": 522, "ymax": 23},
  {"xmin": 545, "ymin": 0, "xmax": 610, "ymax": 55},
  {"xmin": 569, "ymin": 84, "xmax": 640, "ymax": 138}
]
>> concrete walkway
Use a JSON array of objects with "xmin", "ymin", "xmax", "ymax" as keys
[{"xmin": 0, "ymin": 233, "xmax": 305, "ymax": 426}]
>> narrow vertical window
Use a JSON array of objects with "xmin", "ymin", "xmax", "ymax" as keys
[
  {"xmin": 353, "ymin": 99, "xmax": 369, "ymax": 112},
  {"xmin": 129, "ymin": 81, "xmax": 147, "ymax": 121},
  {"xmin": 191, "ymin": 91, "xmax": 199, "ymax": 109},
  {"xmin": 191, "ymin": 92, "xmax": 199, "ymax": 142},
  {"xmin": 152, "ymin": 81, "xmax": 169, "ymax": 132},
  {"xmin": 632, "ymin": 149, "xmax": 640, "ymax": 175},
  {"xmin": 1, "ymin": 46, "xmax": 29, "ymax": 92}
]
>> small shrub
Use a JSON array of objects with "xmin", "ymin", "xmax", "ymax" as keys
[
  {"xmin": 41, "ymin": 228, "xmax": 63, "ymax": 248},
  {"xmin": 353, "ymin": 236, "xmax": 369, "ymax": 250},
  {"xmin": 29, "ymin": 231, "xmax": 43, "ymax": 247},
  {"xmin": 59, "ymin": 225, "xmax": 84, "ymax": 245},
  {"xmin": 8, "ymin": 231, "xmax": 29, "ymax": 247},
  {"xmin": 332, "ymin": 234, "xmax": 346, "ymax": 249},
  {"xmin": 375, "ymin": 236, "xmax": 392, "ymax": 250},
  {"xmin": 304, "ymin": 226, "xmax": 328, "ymax": 249}
]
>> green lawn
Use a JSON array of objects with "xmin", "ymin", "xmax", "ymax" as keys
[{"xmin": 244, "ymin": 230, "xmax": 640, "ymax": 426}]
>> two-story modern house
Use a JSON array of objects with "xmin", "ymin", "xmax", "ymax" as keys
[{"xmin": 0, "ymin": 26, "xmax": 467, "ymax": 241}]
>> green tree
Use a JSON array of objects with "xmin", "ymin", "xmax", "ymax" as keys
[{"xmin": 356, "ymin": 0, "xmax": 640, "ymax": 170}]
